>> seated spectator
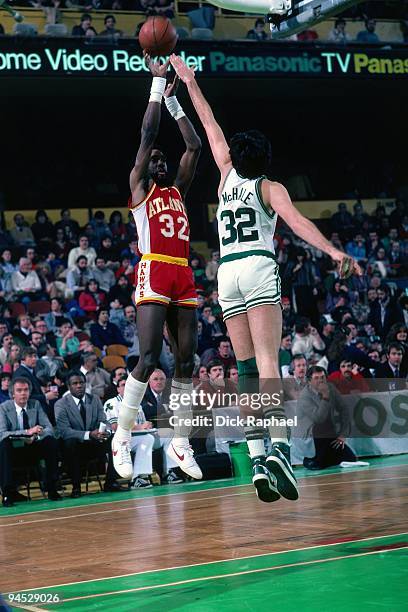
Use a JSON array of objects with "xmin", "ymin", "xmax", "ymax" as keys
[
  {"xmin": 56, "ymin": 319, "xmax": 80, "ymax": 358},
  {"xmin": 297, "ymin": 29, "xmax": 318, "ymax": 41},
  {"xmin": 345, "ymin": 234, "xmax": 367, "ymax": 262},
  {"xmin": 325, "ymin": 281, "xmax": 350, "ymax": 313},
  {"xmin": 13, "ymin": 314, "xmax": 34, "ymax": 348},
  {"xmin": 85, "ymin": 26, "xmax": 98, "ymax": 38},
  {"xmin": 108, "ymin": 274, "xmax": 133, "ymax": 307},
  {"xmin": 71, "ymin": 13, "xmax": 93, "ymax": 36},
  {"xmin": 226, "ymin": 364, "xmax": 238, "ymax": 385},
  {"xmin": 98, "ymin": 235, "xmax": 119, "ymax": 268},
  {"xmin": 205, "ymin": 250, "xmax": 220, "ymax": 284},
  {"xmin": 291, "ymin": 317, "xmax": 325, "ymax": 361},
  {"xmin": 0, "ymin": 377, "xmax": 61, "ymax": 506},
  {"xmin": 11, "ymin": 258, "xmax": 43, "ymax": 302},
  {"xmin": 89, "ymin": 211, "xmax": 112, "ymax": 247},
  {"xmin": 14, "ymin": 347, "xmax": 49, "ymax": 408},
  {"xmin": 327, "ymin": 18, "xmax": 351, "ymax": 44},
  {"xmin": 79, "ymin": 280, "xmax": 107, "ymax": 317},
  {"xmin": 0, "ymin": 249, "xmax": 17, "ymax": 282},
  {"xmin": 67, "ymin": 235, "xmax": 97, "ymax": 270},
  {"xmin": 37, "ymin": 343, "xmax": 65, "ymax": 378},
  {"xmin": 367, "ymin": 285, "xmax": 403, "ymax": 340},
  {"xmin": 196, "ymin": 319, "xmax": 213, "ymax": 356},
  {"xmin": 80, "ymin": 351, "xmax": 110, "ymax": 399},
  {"xmin": 141, "ymin": 368, "xmax": 169, "ymax": 428},
  {"xmin": 54, "ymin": 208, "xmax": 80, "ymax": 242},
  {"xmin": 44, "ymin": 297, "xmax": 75, "ymax": 332},
  {"xmin": 0, "ymin": 332, "xmax": 14, "ymax": 366},
  {"xmin": 246, "ymin": 18, "xmax": 268, "ymax": 41},
  {"xmin": 0, "ymin": 372, "xmax": 11, "ymax": 402},
  {"xmin": 375, "ymin": 342, "xmax": 406, "ymax": 389},
  {"xmin": 92, "ymin": 257, "xmax": 116, "ymax": 293},
  {"xmin": 283, "ymin": 353, "xmax": 308, "ymax": 400},
  {"xmin": 109, "ymin": 211, "xmax": 127, "ymax": 246},
  {"xmin": 31, "ymin": 210, "xmax": 54, "ymax": 252},
  {"xmin": 99, "ymin": 14, "xmax": 123, "ymax": 39},
  {"xmin": 385, "ymin": 324, "xmax": 408, "ymax": 376},
  {"xmin": 298, "ymin": 366, "xmax": 357, "ymax": 470},
  {"xmin": 109, "ymin": 303, "xmax": 139, "ymax": 358},
  {"xmin": 200, "ymin": 337, "xmax": 236, "ymax": 370},
  {"xmin": 279, "ymin": 330, "xmax": 292, "ymax": 377},
  {"xmin": 191, "ymin": 256, "xmax": 207, "ymax": 289},
  {"xmin": 356, "ymin": 18, "xmax": 380, "ymax": 43},
  {"xmin": 66, "ymin": 255, "xmax": 94, "ymax": 298},
  {"xmin": 2, "ymin": 343, "xmax": 21, "ymax": 375},
  {"xmin": 90, "ymin": 307, "xmax": 127, "ymax": 351},
  {"xmin": 55, "ymin": 370, "xmax": 126, "ymax": 498},
  {"xmin": 328, "ymin": 359, "xmax": 370, "ymax": 394},
  {"xmin": 9, "ymin": 214, "xmax": 35, "ymax": 248},
  {"xmin": 327, "ymin": 326, "xmax": 378, "ymax": 375},
  {"xmin": 281, "ymin": 296, "xmax": 296, "ymax": 328},
  {"xmin": 102, "ymin": 365, "xmax": 128, "ymax": 403},
  {"xmin": 199, "ymin": 304, "xmax": 224, "ymax": 340}
]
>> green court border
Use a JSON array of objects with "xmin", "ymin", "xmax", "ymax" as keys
[
  {"xmin": 2, "ymin": 454, "xmax": 408, "ymax": 518},
  {"xmin": 5, "ymin": 533, "xmax": 408, "ymax": 611}
]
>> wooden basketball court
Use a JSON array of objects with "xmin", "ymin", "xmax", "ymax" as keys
[{"xmin": 2, "ymin": 455, "xmax": 407, "ymax": 611}]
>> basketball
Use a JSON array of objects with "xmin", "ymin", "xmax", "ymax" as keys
[{"xmin": 139, "ymin": 16, "xmax": 178, "ymax": 57}]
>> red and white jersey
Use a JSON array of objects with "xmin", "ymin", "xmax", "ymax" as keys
[{"xmin": 129, "ymin": 183, "xmax": 190, "ymax": 260}]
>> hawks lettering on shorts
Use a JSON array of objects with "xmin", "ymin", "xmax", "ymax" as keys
[{"xmin": 129, "ymin": 183, "xmax": 190, "ymax": 259}]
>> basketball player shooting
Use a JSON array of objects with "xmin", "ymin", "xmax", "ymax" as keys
[
  {"xmin": 112, "ymin": 53, "xmax": 203, "ymax": 482},
  {"xmin": 170, "ymin": 53, "xmax": 361, "ymax": 503}
]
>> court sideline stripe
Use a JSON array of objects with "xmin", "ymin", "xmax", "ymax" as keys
[
  {"xmin": 6, "ymin": 531, "xmax": 407, "ymax": 595},
  {"xmin": 34, "ymin": 547, "xmax": 408, "ymax": 605},
  {"xmin": 2, "ymin": 474, "xmax": 408, "ymax": 528},
  {"xmin": 2, "ymin": 461, "xmax": 407, "ymax": 519}
]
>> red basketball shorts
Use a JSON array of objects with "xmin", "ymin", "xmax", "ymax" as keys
[{"xmin": 135, "ymin": 254, "xmax": 197, "ymax": 308}]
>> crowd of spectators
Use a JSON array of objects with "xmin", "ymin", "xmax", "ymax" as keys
[{"xmin": 0, "ymin": 199, "xmax": 407, "ymax": 504}]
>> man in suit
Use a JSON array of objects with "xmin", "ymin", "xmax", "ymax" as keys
[
  {"xmin": 0, "ymin": 377, "xmax": 61, "ymax": 507},
  {"xmin": 141, "ymin": 369, "xmax": 169, "ymax": 428},
  {"xmin": 375, "ymin": 342, "xmax": 406, "ymax": 391},
  {"xmin": 14, "ymin": 346, "xmax": 48, "ymax": 409},
  {"xmin": 297, "ymin": 366, "xmax": 357, "ymax": 470},
  {"xmin": 55, "ymin": 370, "xmax": 126, "ymax": 498},
  {"xmin": 368, "ymin": 285, "xmax": 403, "ymax": 340}
]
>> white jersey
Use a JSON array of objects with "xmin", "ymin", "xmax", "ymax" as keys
[{"xmin": 217, "ymin": 168, "xmax": 278, "ymax": 263}]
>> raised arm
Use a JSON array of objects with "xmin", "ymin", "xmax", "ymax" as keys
[
  {"xmin": 163, "ymin": 74, "xmax": 202, "ymax": 198},
  {"xmin": 263, "ymin": 180, "xmax": 362, "ymax": 277},
  {"xmin": 170, "ymin": 54, "xmax": 232, "ymax": 188},
  {"xmin": 129, "ymin": 54, "xmax": 170, "ymax": 203}
]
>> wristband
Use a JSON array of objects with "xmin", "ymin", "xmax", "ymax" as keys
[
  {"xmin": 149, "ymin": 77, "xmax": 166, "ymax": 103},
  {"xmin": 165, "ymin": 95, "xmax": 186, "ymax": 121}
]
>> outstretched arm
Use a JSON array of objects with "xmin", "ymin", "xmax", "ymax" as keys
[
  {"xmin": 129, "ymin": 54, "xmax": 170, "ymax": 203},
  {"xmin": 263, "ymin": 180, "xmax": 362, "ymax": 277},
  {"xmin": 163, "ymin": 75, "xmax": 202, "ymax": 198},
  {"xmin": 170, "ymin": 54, "xmax": 232, "ymax": 187}
]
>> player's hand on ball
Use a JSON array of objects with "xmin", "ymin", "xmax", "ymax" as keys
[
  {"xmin": 334, "ymin": 253, "xmax": 362, "ymax": 279},
  {"xmin": 144, "ymin": 51, "xmax": 170, "ymax": 77},
  {"xmin": 164, "ymin": 74, "xmax": 180, "ymax": 98},
  {"xmin": 170, "ymin": 54, "xmax": 196, "ymax": 83}
]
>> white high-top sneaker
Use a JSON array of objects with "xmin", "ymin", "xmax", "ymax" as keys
[
  {"xmin": 112, "ymin": 432, "xmax": 133, "ymax": 480},
  {"xmin": 167, "ymin": 438, "xmax": 203, "ymax": 480}
]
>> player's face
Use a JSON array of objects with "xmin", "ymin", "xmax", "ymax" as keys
[{"xmin": 149, "ymin": 150, "xmax": 168, "ymax": 186}]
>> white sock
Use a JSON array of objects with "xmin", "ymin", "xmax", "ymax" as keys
[
  {"xmin": 117, "ymin": 375, "xmax": 148, "ymax": 435},
  {"xmin": 247, "ymin": 438, "xmax": 266, "ymax": 459},
  {"xmin": 170, "ymin": 379, "xmax": 193, "ymax": 440}
]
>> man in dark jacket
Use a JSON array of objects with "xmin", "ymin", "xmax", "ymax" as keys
[{"xmin": 90, "ymin": 308, "xmax": 127, "ymax": 351}]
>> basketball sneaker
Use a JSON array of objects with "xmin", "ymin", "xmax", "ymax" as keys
[
  {"xmin": 252, "ymin": 457, "xmax": 280, "ymax": 503},
  {"xmin": 111, "ymin": 432, "xmax": 133, "ymax": 480},
  {"xmin": 266, "ymin": 443, "xmax": 299, "ymax": 500},
  {"xmin": 167, "ymin": 438, "xmax": 202, "ymax": 480},
  {"xmin": 162, "ymin": 469, "xmax": 184, "ymax": 484},
  {"xmin": 130, "ymin": 477, "xmax": 152, "ymax": 489}
]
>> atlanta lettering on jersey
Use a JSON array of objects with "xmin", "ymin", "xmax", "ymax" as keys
[
  {"xmin": 148, "ymin": 196, "xmax": 186, "ymax": 219},
  {"xmin": 222, "ymin": 186, "xmax": 253, "ymax": 205}
]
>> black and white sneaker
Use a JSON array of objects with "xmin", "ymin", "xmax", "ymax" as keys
[
  {"xmin": 266, "ymin": 443, "xmax": 299, "ymax": 500},
  {"xmin": 252, "ymin": 457, "xmax": 280, "ymax": 503},
  {"xmin": 130, "ymin": 477, "xmax": 153, "ymax": 489},
  {"xmin": 162, "ymin": 469, "xmax": 184, "ymax": 484}
]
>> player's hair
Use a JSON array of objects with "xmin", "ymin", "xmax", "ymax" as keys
[{"xmin": 229, "ymin": 130, "xmax": 271, "ymax": 179}]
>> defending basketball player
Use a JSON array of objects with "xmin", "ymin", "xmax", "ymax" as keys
[
  {"xmin": 170, "ymin": 53, "xmax": 362, "ymax": 503},
  {"xmin": 112, "ymin": 54, "xmax": 203, "ymax": 481}
]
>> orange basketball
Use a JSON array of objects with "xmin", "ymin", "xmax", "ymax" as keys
[{"xmin": 139, "ymin": 16, "xmax": 178, "ymax": 57}]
